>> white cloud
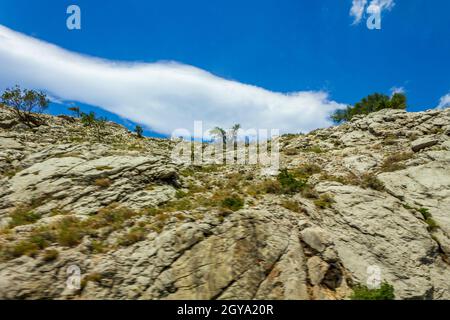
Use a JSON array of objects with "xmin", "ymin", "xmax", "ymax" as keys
[
  {"xmin": 390, "ymin": 86, "xmax": 405, "ymax": 96},
  {"xmin": 437, "ymin": 93, "xmax": 450, "ymax": 109},
  {"xmin": 367, "ymin": 0, "xmax": 395, "ymax": 14},
  {"xmin": 350, "ymin": 0, "xmax": 368, "ymax": 24},
  {"xmin": 350, "ymin": 0, "xmax": 395, "ymax": 24},
  {"xmin": 0, "ymin": 25, "xmax": 345, "ymax": 136}
]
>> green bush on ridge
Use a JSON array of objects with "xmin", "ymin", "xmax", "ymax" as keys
[{"xmin": 331, "ymin": 93, "xmax": 407, "ymax": 123}]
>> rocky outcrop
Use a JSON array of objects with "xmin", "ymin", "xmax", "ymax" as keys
[
  {"xmin": 0, "ymin": 104, "xmax": 450, "ymax": 300},
  {"xmin": 0, "ymin": 155, "xmax": 178, "ymax": 216}
]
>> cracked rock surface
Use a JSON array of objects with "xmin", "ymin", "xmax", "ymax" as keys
[{"xmin": 0, "ymin": 105, "xmax": 450, "ymax": 299}]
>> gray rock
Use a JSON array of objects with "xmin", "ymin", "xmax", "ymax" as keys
[
  {"xmin": 300, "ymin": 227, "xmax": 332, "ymax": 253},
  {"xmin": 411, "ymin": 137, "xmax": 439, "ymax": 152}
]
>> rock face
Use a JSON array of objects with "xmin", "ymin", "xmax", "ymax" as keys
[{"xmin": 0, "ymin": 104, "xmax": 450, "ymax": 300}]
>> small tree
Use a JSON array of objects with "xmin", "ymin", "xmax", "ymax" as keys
[
  {"xmin": 390, "ymin": 92, "xmax": 407, "ymax": 109},
  {"xmin": 230, "ymin": 124, "xmax": 241, "ymax": 146},
  {"xmin": 68, "ymin": 106, "xmax": 81, "ymax": 118},
  {"xmin": 80, "ymin": 112, "xmax": 96, "ymax": 126},
  {"xmin": 92, "ymin": 116, "xmax": 107, "ymax": 142},
  {"xmin": 210, "ymin": 127, "xmax": 227, "ymax": 145},
  {"xmin": 135, "ymin": 125, "xmax": 144, "ymax": 138},
  {"xmin": 1, "ymin": 86, "xmax": 49, "ymax": 128},
  {"xmin": 79, "ymin": 111, "xmax": 107, "ymax": 142}
]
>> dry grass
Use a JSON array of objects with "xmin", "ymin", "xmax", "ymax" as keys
[
  {"xmin": 280, "ymin": 200, "xmax": 306, "ymax": 214},
  {"xmin": 314, "ymin": 194, "xmax": 335, "ymax": 209},
  {"xmin": 8, "ymin": 206, "xmax": 42, "ymax": 228},
  {"xmin": 94, "ymin": 178, "xmax": 112, "ymax": 188},
  {"xmin": 380, "ymin": 152, "xmax": 413, "ymax": 172}
]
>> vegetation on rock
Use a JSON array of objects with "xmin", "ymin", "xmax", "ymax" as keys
[
  {"xmin": 351, "ymin": 282, "xmax": 395, "ymax": 300},
  {"xmin": 1, "ymin": 85, "xmax": 49, "ymax": 128},
  {"xmin": 331, "ymin": 92, "xmax": 407, "ymax": 123}
]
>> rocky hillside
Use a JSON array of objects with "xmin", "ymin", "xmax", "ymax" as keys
[{"xmin": 0, "ymin": 104, "xmax": 449, "ymax": 300}]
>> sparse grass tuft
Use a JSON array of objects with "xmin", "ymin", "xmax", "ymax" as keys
[
  {"xmin": 303, "ymin": 146, "xmax": 326, "ymax": 153},
  {"xmin": 118, "ymin": 227, "xmax": 147, "ymax": 246},
  {"xmin": 81, "ymin": 273, "xmax": 103, "ymax": 289},
  {"xmin": 8, "ymin": 206, "xmax": 41, "ymax": 228},
  {"xmin": 175, "ymin": 190, "xmax": 188, "ymax": 199},
  {"xmin": 284, "ymin": 148, "xmax": 299, "ymax": 156},
  {"xmin": 281, "ymin": 200, "xmax": 306, "ymax": 214},
  {"xmin": 292, "ymin": 163, "xmax": 322, "ymax": 180},
  {"xmin": 42, "ymin": 249, "xmax": 59, "ymax": 262},
  {"xmin": 260, "ymin": 179, "xmax": 283, "ymax": 195},
  {"xmin": 55, "ymin": 217, "xmax": 85, "ymax": 247},
  {"xmin": 8, "ymin": 240, "xmax": 40, "ymax": 258},
  {"xmin": 360, "ymin": 174, "xmax": 385, "ymax": 191},
  {"xmin": 314, "ymin": 194, "xmax": 335, "ymax": 209},
  {"xmin": 1, "ymin": 204, "xmax": 140, "ymax": 260},
  {"xmin": 380, "ymin": 152, "xmax": 413, "ymax": 172}
]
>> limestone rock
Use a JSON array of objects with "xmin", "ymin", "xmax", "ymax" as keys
[
  {"xmin": 411, "ymin": 136, "xmax": 439, "ymax": 152},
  {"xmin": 1, "ymin": 104, "xmax": 450, "ymax": 300}
]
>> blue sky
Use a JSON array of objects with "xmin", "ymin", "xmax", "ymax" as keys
[{"xmin": 0, "ymin": 0, "xmax": 449, "ymax": 136}]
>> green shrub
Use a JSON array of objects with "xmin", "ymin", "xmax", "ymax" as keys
[
  {"xmin": 402, "ymin": 203, "xmax": 414, "ymax": 210},
  {"xmin": 418, "ymin": 207, "xmax": 431, "ymax": 219},
  {"xmin": 175, "ymin": 190, "xmax": 188, "ymax": 199},
  {"xmin": 80, "ymin": 112, "xmax": 96, "ymax": 126},
  {"xmin": 277, "ymin": 169, "xmax": 306, "ymax": 194},
  {"xmin": 425, "ymin": 217, "xmax": 439, "ymax": 231},
  {"xmin": 221, "ymin": 196, "xmax": 244, "ymax": 211},
  {"xmin": 351, "ymin": 282, "xmax": 395, "ymax": 300},
  {"xmin": 332, "ymin": 92, "xmax": 407, "ymax": 123}
]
